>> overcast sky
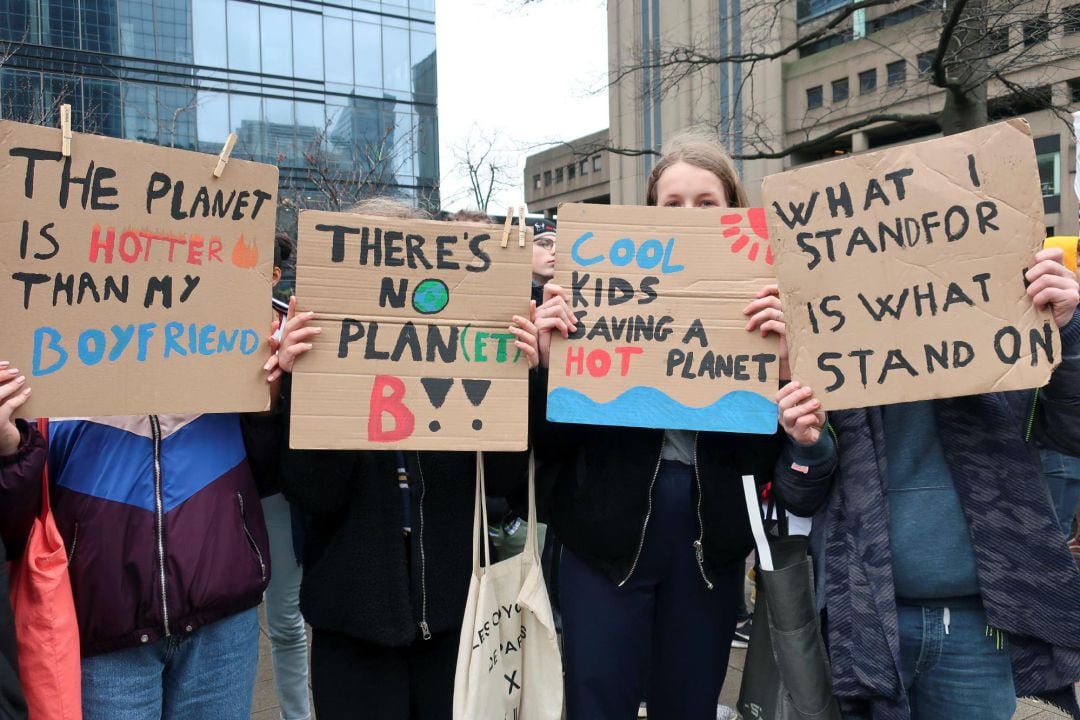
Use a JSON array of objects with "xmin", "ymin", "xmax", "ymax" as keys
[{"xmin": 435, "ymin": 0, "xmax": 609, "ymax": 213}]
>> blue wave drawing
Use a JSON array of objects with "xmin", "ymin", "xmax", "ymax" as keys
[{"xmin": 547, "ymin": 386, "xmax": 777, "ymax": 435}]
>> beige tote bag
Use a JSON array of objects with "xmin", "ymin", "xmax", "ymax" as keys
[{"xmin": 453, "ymin": 453, "xmax": 563, "ymax": 720}]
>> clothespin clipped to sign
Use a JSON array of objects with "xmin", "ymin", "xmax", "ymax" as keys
[
  {"xmin": 517, "ymin": 207, "xmax": 527, "ymax": 248},
  {"xmin": 213, "ymin": 133, "xmax": 238, "ymax": 178},
  {"xmin": 500, "ymin": 207, "xmax": 514, "ymax": 248},
  {"xmin": 60, "ymin": 104, "xmax": 72, "ymax": 157}
]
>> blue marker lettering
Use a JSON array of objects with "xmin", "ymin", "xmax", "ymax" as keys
[
  {"xmin": 637, "ymin": 239, "xmax": 664, "ymax": 269},
  {"xmin": 32, "ymin": 326, "xmax": 67, "ymax": 376},
  {"xmin": 77, "ymin": 329, "xmax": 106, "ymax": 366},
  {"xmin": 109, "ymin": 325, "xmax": 135, "ymax": 362},
  {"xmin": 218, "ymin": 329, "xmax": 239, "ymax": 353},
  {"xmin": 198, "ymin": 325, "xmax": 216, "ymax": 355},
  {"xmin": 164, "ymin": 322, "xmax": 187, "ymax": 358},
  {"xmin": 137, "ymin": 322, "xmax": 156, "ymax": 361},
  {"xmin": 661, "ymin": 238, "xmax": 684, "ymax": 273},
  {"xmin": 571, "ymin": 232, "xmax": 602, "ymax": 267},
  {"xmin": 610, "ymin": 238, "xmax": 635, "ymax": 267},
  {"xmin": 240, "ymin": 329, "xmax": 259, "ymax": 355}
]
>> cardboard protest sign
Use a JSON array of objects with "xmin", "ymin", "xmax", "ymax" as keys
[
  {"xmin": 762, "ymin": 119, "xmax": 1058, "ymax": 410},
  {"xmin": 290, "ymin": 212, "xmax": 533, "ymax": 450},
  {"xmin": 546, "ymin": 204, "xmax": 781, "ymax": 434},
  {"xmin": 0, "ymin": 120, "xmax": 277, "ymax": 417}
]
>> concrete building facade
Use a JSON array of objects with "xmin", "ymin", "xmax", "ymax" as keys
[
  {"xmin": 524, "ymin": 129, "xmax": 612, "ymax": 218},
  {"xmin": 532, "ymin": 0, "xmax": 1079, "ymax": 235}
]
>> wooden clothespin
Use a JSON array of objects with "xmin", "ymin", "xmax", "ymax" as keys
[
  {"xmin": 500, "ymin": 207, "xmax": 514, "ymax": 248},
  {"xmin": 213, "ymin": 133, "xmax": 238, "ymax": 178},
  {"xmin": 60, "ymin": 104, "xmax": 72, "ymax": 157},
  {"xmin": 517, "ymin": 207, "xmax": 526, "ymax": 248}
]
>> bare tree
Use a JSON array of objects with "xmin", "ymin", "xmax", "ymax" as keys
[
  {"xmin": 449, "ymin": 126, "xmax": 517, "ymax": 212},
  {"xmin": 596, "ymin": 0, "xmax": 1078, "ymax": 160}
]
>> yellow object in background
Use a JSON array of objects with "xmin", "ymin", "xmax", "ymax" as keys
[{"xmin": 1045, "ymin": 236, "xmax": 1079, "ymax": 274}]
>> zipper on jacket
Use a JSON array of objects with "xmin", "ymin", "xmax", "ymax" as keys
[
  {"xmin": 66, "ymin": 522, "xmax": 78, "ymax": 566},
  {"xmin": 1025, "ymin": 388, "xmax": 1040, "ymax": 442},
  {"xmin": 149, "ymin": 415, "xmax": 171, "ymax": 637},
  {"xmin": 237, "ymin": 492, "xmax": 267, "ymax": 582},
  {"xmin": 618, "ymin": 436, "xmax": 666, "ymax": 587},
  {"xmin": 414, "ymin": 452, "xmax": 432, "ymax": 640},
  {"xmin": 691, "ymin": 433, "xmax": 714, "ymax": 590}
]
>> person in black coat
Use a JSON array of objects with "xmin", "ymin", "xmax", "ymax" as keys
[{"xmin": 270, "ymin": 199, "xmax": 540, "ymax": 720}]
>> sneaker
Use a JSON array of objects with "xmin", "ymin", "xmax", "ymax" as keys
[
  {"xmin": 716, "ymin": 704, "xmax": 738, "ymax": 720},
  {"xmin": 732, "ymin": 617, "xmax": 752, "ymax": 648}
]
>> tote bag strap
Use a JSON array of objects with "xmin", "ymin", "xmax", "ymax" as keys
[
  {"xmin": 36, "ymin": 418, "xmax": 50, "ymax": 519},
  {"xmin": 740, "ymin": 474, "xmax": 774, "ymax": 572},
  {"xmin": 521, "ymin": 452, "xmax": 540, "ymax": 563},
  {"xmin": 471, "ymin": 451, "xmax": 492, "ymax": 576}
]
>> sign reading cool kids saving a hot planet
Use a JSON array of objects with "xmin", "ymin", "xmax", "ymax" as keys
[
  {"xmin": 0, "ymin": 119, "xmax": 277, "ymax": 418},
  {"xmin": 546, "ymin": 204, "xmax": 781, "ymax": 434}
]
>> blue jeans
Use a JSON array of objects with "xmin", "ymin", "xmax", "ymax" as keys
[
  {"xmin": 262, "ymin": 493, "xmax": 311, "ymax": 720},
  {"xmin": 1041, "ymin": 449, "xmax": 1080, "ymax": 537},
  {"xmin": 897, "ymin": 604, "xmax": 1015, "ymax": 720},
  {"xmin": 82, "ymin": 607, "xmax": 259, "ymax": 720}
]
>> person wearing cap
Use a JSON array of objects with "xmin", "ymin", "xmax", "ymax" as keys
[{"xmin": 531, "ymin": 219, "xmax": 557, "ymax": 304}]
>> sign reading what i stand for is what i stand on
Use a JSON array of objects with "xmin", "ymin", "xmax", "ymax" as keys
[{"xmin": 762, "ymin": 119, "xmax": 1060, "ymax": 410}]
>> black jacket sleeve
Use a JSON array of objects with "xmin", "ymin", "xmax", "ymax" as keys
[
  {"xmin": 771, "ymin": 428, "xmax": 839, "ymax": 518},
  {"xmin": 1034, "ymin": 310, "xmax": 1080, "ymax": 455}
]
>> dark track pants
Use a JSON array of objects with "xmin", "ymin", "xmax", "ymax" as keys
[{"xmin": 560, "ymin": 461, "xmax": 742, "ymax": 720}]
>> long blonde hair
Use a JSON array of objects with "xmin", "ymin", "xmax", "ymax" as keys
[
  {"xmin": 645, "ymin": 130, "xmax": 748, "ymax": 207},
  {"xmin": 347, "ymin": 197, "xmax": 430, "ymax": 220}
]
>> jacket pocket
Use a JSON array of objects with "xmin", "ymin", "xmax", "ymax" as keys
[{"xmin": 236, "ymin": 492, "xmax": 267, "ymax": 582}]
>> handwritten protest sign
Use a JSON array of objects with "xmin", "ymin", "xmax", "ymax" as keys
[
  {"xmin": 0, "ymin": 120, "xmax": 277, "ymax": 417},
  {"xmin": 762, "ymin": 119, "xmax": 1058, "ymax": 410},
  {"xmin": 546, "ymin": 204, "xmax": 780, "ymax": 434},
  {"xmin": 290, "ymin": 212, "xmax": 533, "ymax": 450}
]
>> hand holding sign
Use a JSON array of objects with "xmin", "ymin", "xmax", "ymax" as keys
[
  {"xmin": 1026, "ymin": 247, "xmax": 1080, "ymax": 328},
  {"xmin": 0, "ymin": 364, "xmax": 31, "ymax": 456},
  {"xmin": 776, "ymin": 381, "xmax": 825, "ymax": 446}
]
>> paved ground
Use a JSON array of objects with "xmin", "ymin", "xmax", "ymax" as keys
[{"xmin": 249, "ymin": 608, "xmax": 1071, "ymax": 720}]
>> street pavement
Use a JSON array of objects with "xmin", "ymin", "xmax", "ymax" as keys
[{"xmin": 249, "ymin": 608, "xmax": 1071, "ymax": 720}]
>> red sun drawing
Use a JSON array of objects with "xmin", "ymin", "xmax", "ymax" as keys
[{"xmin": 720, "ymin": 208, "xmax": 774, "ymax": 265}]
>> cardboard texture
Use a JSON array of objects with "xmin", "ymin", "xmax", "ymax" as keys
[
  {"xmin": 0, "ymin": 120, "xmax": 277, "ymax": 417},
  {"xmin": 290, "ymin": 212, "xmax": 533, "ymax": 450},
  {"xmin": 546, "ymin": 204, "xmax": 781, "ymax": 434},
  {"xmin": 762, "ymin": 119, "xmax": 1059, "ymax": 410}
]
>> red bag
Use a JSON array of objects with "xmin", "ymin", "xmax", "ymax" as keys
[{"xmin": 9, "ymin": 419, "xmax": 81, "ymax": 720}]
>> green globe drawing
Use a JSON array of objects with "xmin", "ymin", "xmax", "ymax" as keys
[{"xmin": 412, "ymin": 279, "xmax": 450, "ymax": 314}]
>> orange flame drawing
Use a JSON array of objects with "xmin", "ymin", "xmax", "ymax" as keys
[
  {"xmin": 231, "ymin": 235, "xmax": 259, "ymax": 269},
  {"xmin": 721, "ymin": 208, "xmax": 774, "ymax": 265}
]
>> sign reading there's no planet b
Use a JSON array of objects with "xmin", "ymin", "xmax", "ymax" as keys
[
  {"xmin": 0, "ymin": 119, "xmax": 277, "ymax": 417},
  {"xmin": 546, "ymin": 204, "xmax": 781, "ymax": 434},
  {"xmin": 290, "ymin": 212, "xmax": 533, "ymax": 450},
  {"xmin": 762, "ymin": 119, "xmax": 1059, "ymax": 410}
]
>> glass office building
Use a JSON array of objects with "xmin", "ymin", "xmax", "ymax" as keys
[{"xmin": 0, "ymin": 0, "xmax": 439, "ymax": 209}]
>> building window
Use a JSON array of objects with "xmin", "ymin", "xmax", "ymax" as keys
[
  {"xmin": 555, "ymin": 167, "xmax": 563, "ymax": 183},
  {"xmin": 1047, "ymin": 227, "xmax": 1056, "ymax": 236},
  {"xmin": 832, "ymin": 77, "xmax": 849, "ymax": 102},
  {"xmin": 806, "ymin": 85, "xmax": 823, "ymax": 109},
  {"xmin": 543, "ymin": 170, "xmax": 551, "ymax": 187},
  {"xmin": 886, "ymin": 60, "xmax": 906, "ymax": 86},
  {"xmin": 1023, "ymin": 14, "xmax": 1050, "ymax": 46},
  {"xmin": 1037, "ymin": 151, "xmax": 1060, "ymax": 197},
  {"xmin": 568, "ymin": 163, "xmax": 576, "ymax": 180},
  {"xmin": 1065, "ymin": 4, "xmax": 1080, "ymax": 33},
  {"xmin": 858, "ymin": 69, "xmax": 877, "ymax": 94},
  {"xmin": 533, "ymin": 174, "xmax": 541, "ymax": 190},
  {"xmin": 1071, "ymin": 79, "xmax": 1080, "ymax": 103},
  {"xmin": 592, "ymin": 155, "xmax": 602, "ymax": 172},
  {"xmin": 917, "ymin": 51, "xmax": 935, "ymax": 76},
  {"xmin": 580, "ymin": 160, "xmax": 588, "ymax": 176},
  {"xmin": 987, "ymin": 27, "xmax": 1010, "ymax": 54}
]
